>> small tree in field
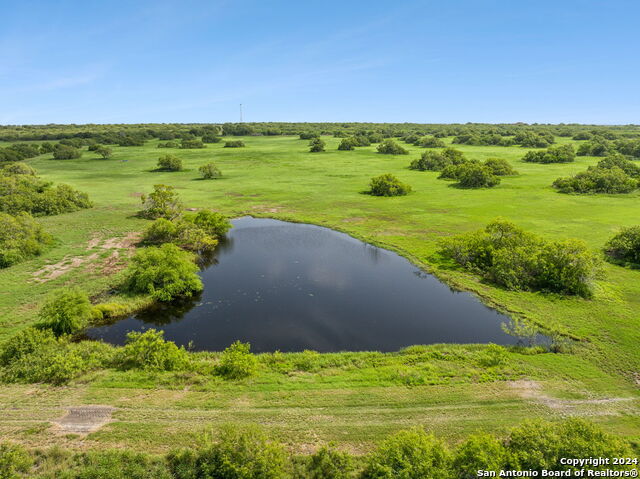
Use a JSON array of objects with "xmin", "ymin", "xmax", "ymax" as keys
[
  {"xmin": 604, "ymin": 226, "xmax": 640, "ymax": 266},
  {"xmin": 199, "ymin": 163, "xmax": 222, "ymax": 179},
  {"xmin": 37, "ymin": 288, "xmax": 93, "ymax": 336},
  {"xmin": 217, "ymin": 341, "xmax": 258, "ymax": 379},
  {"xmin": 368, "ymin": 174, "xmax": 412, "ymax": 196},
  {"xmin": 140, "ymin": 184, "xmax": 183, "ymax": 219},
  {"xmin": 309, "ymin": 138, "xmax": 325, "ymax": 152},
  {"xmin": 157, "ymin": 155, "xmax": 183, "ymax": 171},
  {"xmin": 377, "ymin": 139, "xmax": 409, "ymax": 155},
  {"xmin": 95, "ymin": 146, "xmax": 113, "ymax": 159},
  {"xmin": 53, "ymin": 145, "xmax": 82, "ymax": 160},
  {"xmin": 456, "ymin": 164, "xmax": 501, "ymax": 188}
]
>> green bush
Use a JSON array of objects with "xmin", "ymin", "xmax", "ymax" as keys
[
  {"xmin": 0, "ymin": 212, "xmax": 53, "ymax": 268},
  {"xmin": 522, "ymin": 144, "xmax": 575, "ymax": 163},
  {"xmin": 1, "ymin": 341, "xmax": 86, "ymax": 385},
  {"xmin": 125, "ymin": 243, "xmax": 203, "ymax": 301},
  {"xmin": 199, "ymin": 162, "xmax": 222, "ymax": 179},
  {"xmin": 483, "ymin": 158, "xmax": 517, "ymax": 176},
  {"xmin": 93, "ymin": 302, "xmax": 131, "ymax": 319},
  {"xmin": 37, "ymin": 288, "xmax": 94, "ymax": 336},
  {"xmin": 142, "ymin": 214, "xmax": 225, "ymax": 252},
  {"xmin": 455, "ymin": 164, "xmax": 500, "ymax": 188},
  {"xmin": 140, "ymin": 184, "xmax": 183, "ymax": 219},
  {"xmin": 299, "ymin": 131, "xmax": 319, "ymax": 140},
  {"xmin": 553, "ymin": 166, "xmax": 637, "ymax": 194},
  {"xmin": 415, "ymin": 136, "xmax": 446, "ymax": 148},
  {"xmin": 2, "ymin": 162, "xmax": 36, "ymax": 176},
  {"xmin": 305, "ymin": 445, "xmax": 354, "ymax": 479},
  {"xmin": 452, "ymin": 433, "xmax": 506, "ymax": 479},
  {"xmin": 217, "ymin": 341, "xmax": 258, "ymax": 379},
  {"xmin": 180, "ymin": 139, "xmax": 206, "ymax": 149},
  {"xmin": 157, "ymin": 155, "xmax": 183, "ymax": 171},
  {"xmin": 169, "ymin": 425, "xmax": 287, "ymax": 479},
  {"xmin": 439, "ymin": 218, "xmax": 602, "ymax": 297},
  {"xmin": 0, "ymin": 327, "xmax": 57, "ymax": 366},
  {"xmin": 376, "ymin": 139, "xmax": 408, "ymax": 155},
  {"xmin": 410, "ymin": 148, "xmax": 467, "ymax": 171},
  {"xmin": 337, "ymin": 138, "xmax": 357, "ymax": 150},
  {"xmin": 58, "ymin": 449, "xmax": 171, "ymax": 479},
  {"xmin": 224, "ymin": 140, "xmax": 245, "ymax": 148},
  {"xmin": 95, "ymin": 146, "xmax": 113, "ymax": 159},
  {"xmin": 158, "ymin": 141, "xmax": 179, "ymax": 148},
  {"xmin": 309, "ymin": 138, "xmax": 326, "ymax": 152},
  {"xmin": 361, "ymin": 428, "xmax": 451, "ymax": 479},
  {"xmin": 604, "ymin": 226, "xmax": 640, "ymax": 265},
  {"xmin": 186, "ymin": 210, "xmax": 233, "ymax": 237},
  {"xmin": 478, "ymin": 344, "xmax": 508, "ymax": 367},
  {"xmin": 52, "ymin": 145, "xmax": 82, "ymax": 160},
  {"xmin": 0, "ymin": 442, "xmax": 32, "ymax": 479},
  {"xmin": 202, "ymin": 134, "xmax": 222, "ymax": 143},
  {"xmin": 368, "ymin": 174, "xmax": 412, "ymax": 197},
  {"xmin": 116, "ymin": 329, "xmax": 189, "ymax": 371}
]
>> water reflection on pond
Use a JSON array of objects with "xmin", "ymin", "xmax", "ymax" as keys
[{"xmin": 87, "ymin": 217, "xmax": 521, "ymax": 352}]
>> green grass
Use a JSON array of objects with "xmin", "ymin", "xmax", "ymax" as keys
[{"xmin": 1, "ymin": 135, "xmax": 640, "ymax": 451}]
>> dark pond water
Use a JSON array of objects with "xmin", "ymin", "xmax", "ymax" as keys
[{"xmin": 87, "ymin": 217, "xmax": 521, "ymax": 352}]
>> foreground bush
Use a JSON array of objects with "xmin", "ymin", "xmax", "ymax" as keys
[
  {"xmin": 361, "ymin": 428, "xmax": 451, "ymax": 479},
  {"xmin": 116, "ymin": 329, "xmax": 189, "ymax": 371},
  {"xmin": 604, "ymin": 226, "xmax": 640, "ymax": 266},
  {"xmin": 37, "ymin": 287, "xmax": 94, "ymax": 336},
  {"xmin": 157, "ymin": 154, "xmax": 183, "ymax": 171},
  {"xmin": 126, "ymin": 243, "xmax": 203, "ymax": 301},
  {"xmin": 0, "ymin": 212, "xmax": 52, "ymax": 268},
  {"xmin": 140, "ymin": 184, "xmax": 183, "ymax": 219},
  {"xmin": 439, "ymin": 218, "xmax": 602, "ymax": 297},
  {"xmin": 58, "ymin": 449, "xmax": 171, "ymax": 479},
  {"xmin": 377, "ymin": 139, "xmax": 408, "ymax": 155},
  {"xmin": 217, "ymin": 341, "xmax": 258, "ymax": 379},
  {"xmin": 0, "ymin": 327, "xmax": 57, "ymax": 367},
  {"xmin": 452, "ymin": 433, "xmax": 507, "ymax": 478},
  {"xmin": 199, "ymin": 162, "xmax": 222, "ymax": 179},
  {"xmin": 168, "ymin": 425, "xmax": 287, "ymax": 479},
  {"xmin": 305, "ymin": 445, "xmax": 354, "ymax": 479},
  {"xmin": 368, "ymin": 174, "xmax": 411, "ymax": 197},
  {"xmin": 2, "ymin": 162, "xmax": 36, "ymax": 176},
  {"xmin": 0, "ymin": 442, "xmax": 32, "ymax": 479}
]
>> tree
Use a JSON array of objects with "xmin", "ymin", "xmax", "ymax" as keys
[
  {"xmin": 309, "ymin": 138, "xmax": 325, "ymax": 152},
  {"xmin": 368, "ymin": 174, "xmax": 412, "ymax": 196},
  {"xmin": 377, "ymin": 139, "xmax": 409, "ymax": 155},
  {"xmin": 305, "ymin": 445, "xmax": 354, "ymax": 479},
  {"xmin": 415, "ymin": 135, "xmax": 446, "ymax": 148},
  {"xmin": 125, "ymin": 243, "xmax": 203, "ymax": 301},
  {"xmin": 456, "ymin": 164, "xmax": 500, "ymax": 188},
  {"xmin": 604, "ymin": 226, "xmax": 640, "ymax": 265},
  {"xmin": 140, "ymin": 184, "xmax": 183, "ymax": 219},
  {"xmin": 187, "ymin": 210, "xmax": 233, "ymax": 237},
  {"xmin": 552, "ymin": 166, "xmax": 637, "ymax": 194},
  {"xmin": 452, "ymin": 433, "xmax": 506, "ymax": 479},
  {"xmin": 299, "ymin": 131, "xmax": 319, "ymax": 140},
  {"xmin": 157, "ymin": 155, "xmax": 183, "ymax": 171},
  {"xmin": 337, "ymin": 137, "xmax": 357, "ymax": 150},
  {"xmin": 37, "ymin": 288, "xmax": 94, "ymax": 336},
  {"xmin": 199, "ymin": 162, "xmax": 222, "ymax": 179},
  {"xmin": 52, "ymin": 145, "xmax": 82, "ymax": 160},
  {"xmin": 483, "ymin": 158, "xmax": 517, "ymax": 176},
  {"xmin": 522, "ymin": 144, "xmax": 575, "ymax": 163},
  {"xmin": 95, "ymin": 146, "xmax": 113, "ymax": 159},
  {"xmin": 2, "ymin": 162, "xmax": 36, "ymax": 176},
  {"xmin": 0, "ymin": 212, "xmax": 52, "ymax": 268},
  {"xmin": 116, "ymin": 329, "xmax": 189, "ymax": 371},
  {"xmin": 361, "ymin": 428, "xmax": 451, "ymax": 479}
]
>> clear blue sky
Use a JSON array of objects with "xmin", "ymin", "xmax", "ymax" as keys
[{"xmin": 1, "ymin": 0, "xmax": 638, "ymax": 125}]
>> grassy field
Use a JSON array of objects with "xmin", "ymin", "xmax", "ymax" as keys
[{"xmin": 1, "ymin": 135, "xmax": 639, "ymax": 451}]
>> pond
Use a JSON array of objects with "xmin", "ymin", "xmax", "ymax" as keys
[{"xmin": 87, "ymin": 217, "xmax": 522, "ymax": 352}]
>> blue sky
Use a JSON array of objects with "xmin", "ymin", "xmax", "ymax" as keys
[{"xmin": 1, "ymin": 0, "xmax": 638, "ymax": 124}]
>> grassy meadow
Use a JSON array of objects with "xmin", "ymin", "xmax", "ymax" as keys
[{"xmin": 1, "ymin": 134, "xmax": 639, "ymax": 452}]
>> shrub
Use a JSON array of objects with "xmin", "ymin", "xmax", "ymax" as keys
[
  {"xmin": 2, "ymin": 162, "xmax": 36, "ymax": 176},
  {"xmin": 596, "ymin": 153, "xmax": 640, "ymax": 178},
  {"xmin": 522, "ymin": 144, "xmax": 575, "ymax": 163},
  {"xmin": 187, "ymin": 210, "xmax": 233, "ymax": 237},
  {"xmin": 0, "ymin": 442, "xmax": 32, "ymax": 479},
  {"xmin": 202, "ymin": 134, "xmax": 222, "ymax": 143},
  {"xmin": 125, "ymin": 243, "xmax": 203, "ymax": 301},
  {"xmin": 116, "ymin": 329, "xmax": 189, "ymax": 371},
  {"xmin": 142, "ymin": 217, "xmax": 218, "ymax": 252},
  {"xmin": 377, "ymin": 139, "xmax": 408, "ymax": 155},
  {"xmin": 455, "ymin": 164, "xmax": 500, "ymax": 188},
  {"xmin": 552, "ymin": 167, "xmax": 637, "ymax": 194},
  {"xmin": 478, "ymin": 344, "xmax": 508, "ymax": 367},
  {"xmin": 452, "ymin": 433, "xmax": 506, "ymax": 479},
  {"xmin": 299, "ymin": 131, "xmax": 319, "ymax": 140},
  {"xmin": 169, "ymin": 425, "xmax": 287, "ymax": 479},
  {"xmin": 368, "ymin": 174, "xmax": 412, "ymax": 197},
  {"xmin": 37, "ymin": 287, "xmax": 93, "ymax": 336},
  {"xmin": 309, "ymin": 138, "xmax": 326, "ymax": 152},
  {"xmin": 224, "ymin": 140, "xmax": 245, "ymax": 148},
  {"xmin": 604, "ymin": 226, "xmax": 640, "ymax": 266},
  {"xmin": 62, "ymin": 449, "xmax": 171, "ymax": 479},
  {"xmin": 181, "ymin": 139, "xmax": 206, "ymax": 149},
  {"xmin": 361, "ymin": 428, "xmax": 451, "ymax": 479},
  {"xmin": 95, "ymin": 146, "xmax": 113, "ymax": 159},
  {"xmin": 0, "ymin": 212, "xmax": 52, "ymax": 268},
  {"xmin": 439, "ymin": 218, "xmax": 602, "ymax": 297},
  {"xmin": 0, "ymin": 327, "xmax": 57, "ymax": 367},
  {"xmin": 52, "ymin": 145, "xmax": 82, "ymax": 160},
  {"xmin": 305, "ymin": 445, "xmax": 354, "ymax": 479},
  {"xmin": 93, "ymin": 302, "xmax": 131, "ymax": 319},
  {"xmin": 140, "ymin": 184, "xmax": 183, "ymax": 219},
  {"xmin": 217, "ymin": 341, "xmax": 258, "ymax": 379},
  {"xmin": 337, "ymin": 138, "xmax": 357, "ymax": 151},
  {"xmin": 410, "ymin": 148, "xmax": 467, "ymax": 171},
  {"xmin": 483, "ymin": 158, "xmax": 517, "ymax": 176},
  {"xmin": 415, "ymin": 135, "xmax": 446, "ymax": 148},
  {"xmin": 158, "ymin": 141, "xmax": 179, "ymax": 148},
  {"xmin": 157, "ymin": 155, "xmax": 183, "ymax": 171},
  {"xmin": 199, "ymin": 162, "xmax": 222, "ymax": 179}
]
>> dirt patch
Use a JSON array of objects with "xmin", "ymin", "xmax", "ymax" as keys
[
  {"xmin": 508, "ymin": 380, "xmax": 634, "ymax": 413},
  {"xmin": 32, "ymin": 253, "xmax": 99, "ymax": 283},
  {"xmin": 129, "ymin": 192, "xmax": 144, "ymax": 197},
  {"xmin": 101, "ymin": 232, "xmax": 140, "ymax": 250},
  {"xmin": 54, "ymin": 406, "xmax": 116, "ymax": 434},
  {"xmin": 86, "ymin": 236, "xmax": 101, "ymax": 249}
]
